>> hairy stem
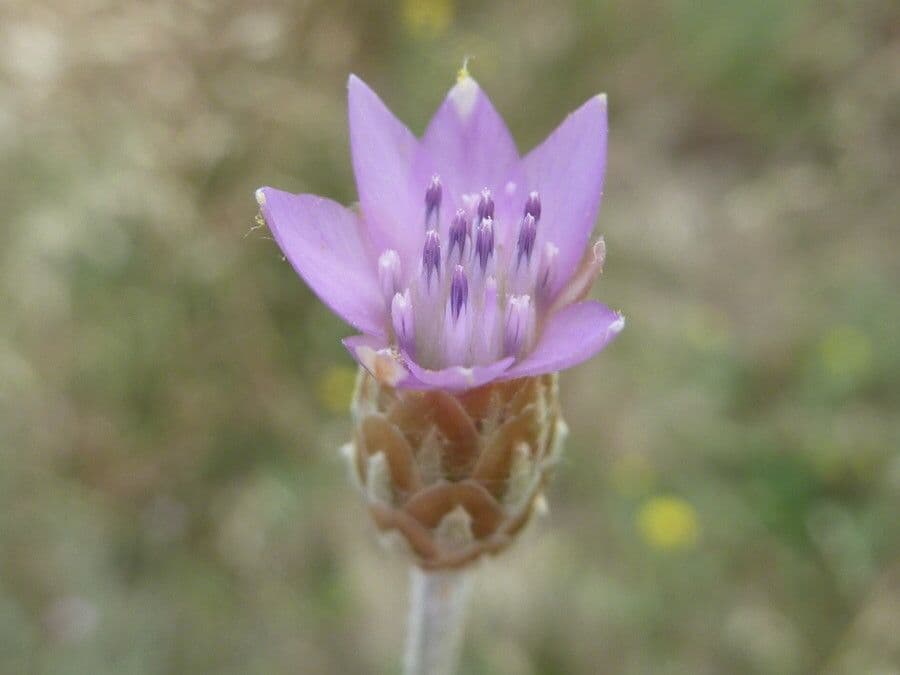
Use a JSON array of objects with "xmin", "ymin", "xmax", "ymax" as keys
[{"xmin": 403, "ymin": 567, "xmax": 474, "ymax": 675}]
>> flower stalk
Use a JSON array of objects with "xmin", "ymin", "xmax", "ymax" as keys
[
  {"xmin": 404, "ymin": 567, "xmax": 473, "ymax": 675},
  {"xmin": 255, "ymin": 70, "xmax": 625, "ymax": 672}
]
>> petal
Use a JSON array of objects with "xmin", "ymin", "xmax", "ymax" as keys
[
  {"xmin": 257, "ymin": 187, "xmax": 385, "ymax": 336},
  {"xmin": 500, "ymin": 301, "xmax": 623, "ymax": 380},
  {"xmin": 404, "ymin": 354, "xmax": 515, "ymax": 392},
  {"xmin": 348, "ymin": 75, "xmax": 422, "ymax": 270},
  {"xmin": 343, "ymin": 334, "xmax": 514, "ymax": 392},
  {"xmin": 416, "ymin": 76, "xmax": 521, "ymax": 223},
  {"xmin": 522, "ymin": 94, "xmax": 608, "ymax": 297},
  {"xmin": 342, "ymin": 334, "xmax": 412, "ymax": 387}
]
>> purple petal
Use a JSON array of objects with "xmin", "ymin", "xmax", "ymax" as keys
[
  {"xmin": 521, "ymin": 95, "xmax": 607, "ymax": 298},
  {"xmin": 500, "ymin": 301, "xmax": 623, "ymax": 380},
  {"xmin": 348, "ymin": 75, "xmax": 422, "ymax": 271},
  {"xmin": 342, "ymin": 335, "xmax": 513, "ymax": 391},
  {"xmin": 416, "ymin": 76, "xmax": 522, "ymax": 229},
  {"xmin": 257, "ymin": 187, "xmax": 385, "ymax": 336},
  {"xmin": 403, "ymin": 354, "xmax": 514, "ymax": 392}
]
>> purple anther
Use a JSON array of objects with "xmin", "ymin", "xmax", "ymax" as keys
[
  {"xmin": 450, "ymin": 265, "xmax": 468, "ymax": 321},
  {"xmin": 476, "ymin": 188, "xmax": 494, "ymax": 223},
  {"xmin": 516, "ymin": 213, "xmax": 538, "ymax": 265},
  {"xmin": 447, "ymin": 209, "xmax": 468, "ymax": 261},
  {"xmin": 391, "ymin": 289, "xmax": 416, "ymax": 356},
  {"xmin": 474, "ymin": 217, "xmax": 494, "ymax": 273},
  {"xmin": 422, "ymin": 229, "xmax": 441, "ymax": 286},
  {"xmin": 524, "ymin": 191, "xmax": 541, "ymax": 220},
  {"xmin": 504, "ymin": 294, "xmax": 534, "ymax": 357},
  {"xmin": 377, "ymin": 249, "xmax": 401, "ymax": 305},
  {"xmin": 425, "ymin": 175, "xmax": 442, "ymax": 227}
]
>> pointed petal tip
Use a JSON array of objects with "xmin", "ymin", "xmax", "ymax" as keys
[
  {"xmin": 347, "ymin": 73, "xmax": 382, "ymax": 101},
  {"xmin": 456, "ymin": 56, "xmax": 474, "ymax": 84},
  {"xmin": 596, "ymin": 92, "xmax": 608, "ymax": 106},
  {"xmin": 448, "ymin": 75, "xmax": 480, "ymax": 118},
  {"xmin": 255, "ymin": 187, "xmax": 268, "ymax": 206}
]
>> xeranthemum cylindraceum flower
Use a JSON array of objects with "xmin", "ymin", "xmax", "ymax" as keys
[{"xmin": 256, "ymin": 70, "xmax": 624, "ymax": 391}]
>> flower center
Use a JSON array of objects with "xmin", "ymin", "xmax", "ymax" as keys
[{"xmin": 377, "ymin": 176, "xmax": 558, "ymax": 369}]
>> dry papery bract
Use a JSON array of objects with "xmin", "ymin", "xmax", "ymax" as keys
[{"xmin": 344, "ymin": 370, "xmax": 567, "ymax": 569}]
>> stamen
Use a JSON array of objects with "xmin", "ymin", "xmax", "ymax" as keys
[
  {"xmin": 391, "ymin": 289, "xmax": 416, "ymax": 356},
  {"xmin": 504, "ymin": 294, "xmax": 535, "ymax": 357},
  {"xmin": 516, "ymin": 214, "xmax": 538, "ymax": 266},
  {"xmin": 447, "ymin": 209, "xmax": 469, "ymax": 262},
  {"xmin": 476, "ymin": 276, "xmax": 499, "ymax": 363},
  {"xmin": 444, "ymin": 267, "xmax": 472, "ymax": 365},
  {"xmin": 377, "ymin": 249, "xmax": 401, "ymax": 306},
  {"xmin": 476, "ymin": 188, "xmax": 494, "ymax": 224},
  {"xmin": 425, "ymin": 175, "xmax": 442, "ymax": 228},
  {"xmin": 474, "ymin": 216, "xmax": 494, "ymax": 274},
  {"xmin": 524, "ymin": 191, "xmax": 541, "ymax": 220},
  {"xmin": 421, "ymin": 229, "xmax": 441, "ymax": 289},
  {"xmin": 536, "ymin": 242, "xmax": 559, "ymax": 301},
  {"xmin": 415, "ymin": 230, "xmax": 443, "ymax": 365},
  {"xmin": 450, "ymin": 265, "xmax": 468, "ymax": 321}
]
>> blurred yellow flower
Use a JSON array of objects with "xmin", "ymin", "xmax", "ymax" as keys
[
  {"xmin": 316, "ymin": 365, "xmax": 357, "ymax": 413},
  {"xmin": 819, "ymin": 325, "xmax": 872, "ymax": 380},
  {"xmin": 401, "ymin": 0, "xmax": 454, "ymax": 38},
  {"xmin": 638, "ymin": 496, "xmax": 699, "ymax": 551}
]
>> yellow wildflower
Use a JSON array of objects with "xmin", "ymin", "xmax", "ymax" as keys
[{"xmin": 637, "ymin": 496, "xmax": 699, "ymax": 551}]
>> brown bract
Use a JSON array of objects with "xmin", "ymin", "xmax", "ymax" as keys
[{"xmin": 343, "ymin": 370, "xmax": 567, "ymax": 569}]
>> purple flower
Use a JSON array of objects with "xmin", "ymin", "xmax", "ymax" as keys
[{"xmin": 256, "ymin": 72, "xmax": 624, "ymax": 391}]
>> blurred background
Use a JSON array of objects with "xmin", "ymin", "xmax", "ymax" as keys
[{"xmin": 2, "ymin": 0, "xmax": 899, "ymax": 673}]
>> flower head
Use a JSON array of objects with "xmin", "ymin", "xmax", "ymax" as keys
[{"xmin": 256, "ymin": 73, "xmax": 624, "ymax": 390}]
